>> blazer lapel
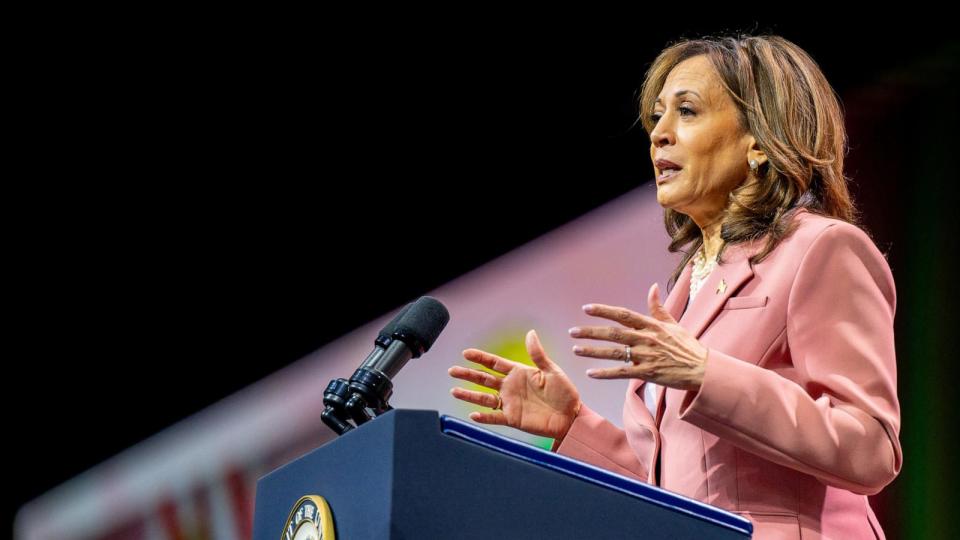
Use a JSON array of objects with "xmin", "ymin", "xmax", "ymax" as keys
[
  {"xmin": 662, "ymin": 262, "xmax": 692, "ymax": 322},
  {"xmin": 680, "ymin": 241, "xmax": 759, "ymax": 339}
]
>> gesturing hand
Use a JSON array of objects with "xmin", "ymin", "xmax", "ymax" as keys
[
  {"xmin": 449, "ymin": 330, "xmax": 581, "ymax": 440},
  {"xmin": 569, "ymin": 283, "xmax": 707, "ymax": 391}
]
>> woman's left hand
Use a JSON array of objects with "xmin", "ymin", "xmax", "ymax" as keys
[{"xmin": 569, "ymin": 283, "xmax": 707, "ymax": 391}]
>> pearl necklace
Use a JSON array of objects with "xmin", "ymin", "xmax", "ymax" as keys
[{"xmin": 690, "ymin": 245, "xmax": 719, "ymax": 300}]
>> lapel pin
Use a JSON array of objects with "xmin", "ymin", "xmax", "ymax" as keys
[{"xmin": 716, "ymin": 278, "xmax": 727, "ymax": 294}]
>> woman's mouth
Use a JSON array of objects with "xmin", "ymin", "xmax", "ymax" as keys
[{"xmin": 657, "ymin": 169, "xmax": 682, "ymax": 184}]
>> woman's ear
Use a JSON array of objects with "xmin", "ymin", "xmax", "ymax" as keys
[{"xmin": 746, "ymin": 136, "xmax": 767, "ymax": 168}]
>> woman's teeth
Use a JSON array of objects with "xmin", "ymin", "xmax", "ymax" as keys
[{"xmin": 658, "ymin": 169, "xmax": 681, "ymax": 181}]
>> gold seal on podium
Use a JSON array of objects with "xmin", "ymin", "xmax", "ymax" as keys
[{"xmin": 281, "ymin": 495, "xmax": 335, "ymax": 540}]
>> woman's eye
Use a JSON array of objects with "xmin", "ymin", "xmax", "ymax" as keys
[{"xmin": 650, "ymin": 107, "xmax": 695, "ymax": 124}]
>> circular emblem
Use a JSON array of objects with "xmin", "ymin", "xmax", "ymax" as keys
[{"xmin": 281, "ymin": 495, "xmax": 335, "ymax": 540}]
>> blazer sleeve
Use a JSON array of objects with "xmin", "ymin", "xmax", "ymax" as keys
[
  {"xmin": 677, "ymin": 223, "xmax": 902, "ymax": 495},
  {"xmin": 551, "ymin": 403, "xmax": 649, "ymax": 482}
]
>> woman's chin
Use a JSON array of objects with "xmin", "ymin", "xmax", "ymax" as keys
[
  {"xmin": 656, "ymin": 185, "xmax": 677, "ymax": 208},
  {"xmin": 656, "ymin": 188, "xmax": 691, "ymax": 215}
]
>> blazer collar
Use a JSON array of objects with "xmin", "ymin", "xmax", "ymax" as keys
[{"xmin": 671, "ymin": 206, "xmax": 812, "ymax": 333}]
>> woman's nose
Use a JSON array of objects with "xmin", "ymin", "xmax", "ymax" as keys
[{"xmin": 650, "ymin": 121, "xmax": 674, "ymax": 147}]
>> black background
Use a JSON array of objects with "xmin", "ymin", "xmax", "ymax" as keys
[{"xmin": 9, "ymin": 9, "xmax": 959, "ymax": 533}]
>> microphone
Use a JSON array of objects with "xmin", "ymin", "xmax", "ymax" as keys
[
  {"xmin": 320, "ymin": 303, "xmax": 411, "ymax": 435},
  {"xmin": 366, "ymin": 295, "xmax": 449, "ymax": 377},
  {"xmin": 359, "ymin": 302, "xmax": 414, "ymax": 373},
  {"xmin": 321, "ymin": 296, "xmax": 450, "ymax": 435}
]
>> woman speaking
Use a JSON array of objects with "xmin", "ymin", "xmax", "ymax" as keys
[{"xmin": 449, "ymin": 35, "xmax": 900, "ymax": 539}]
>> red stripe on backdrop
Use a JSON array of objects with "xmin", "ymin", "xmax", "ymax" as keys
[
  {"xmin": 99, "ymin": 519, "xmax": 146, "ymax": 540},
  {"xmin": 158, "ymin": 497, "xmax": 186, "ymax": 540},
  {"xmin": 227, "ymin": 465, "xmax": 254, "ymax": 540}
]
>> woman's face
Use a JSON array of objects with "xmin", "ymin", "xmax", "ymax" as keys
[{"xmin": 649, "ymin": 55, "xmax": 756, "ymax": 227}]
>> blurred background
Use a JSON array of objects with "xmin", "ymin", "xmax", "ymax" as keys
[{"xmin": 9, "ymin": 9, "xmax": 959, "ymax": 539}]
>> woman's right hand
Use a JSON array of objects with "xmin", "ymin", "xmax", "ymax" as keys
[{"xmin": 448, "ymin": 329, "xmax": 581, "ymax": 441}]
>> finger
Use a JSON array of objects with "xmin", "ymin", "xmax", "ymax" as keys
[
  {"xmin": 468, "ymin": 411, "xmax": 509, "ymax": 426},
  {"xmin": 647, "ymin": 282, "xmax": 677, "ymax": 323},
  {"xmin": 572, "ymin": 344, "xmax": 635, "ymax": 362},
  {"xmin": 526, "ymin": 329, "xmax": 559, "ymax": 372},
  {"xmin": 582, "ymin": 303, "xmax": 661, "ymax": 330},
  {"xmin": 585, "ymin": 365, "xmax": 640, "ymax": 379},
  {"xmin": 448, "ymin": 366, "xmax": 503, "ymax": 390},
  {"xmin": 462, "ymin": 348, "xmax": 518, "ymax": 374},
  {"xmin": 450, "ymin": 387, "xmax": 501, "ymax": 409},
  {"xmin": 568, "ymin": 325, "xmax": 642, "ymax": 345}
]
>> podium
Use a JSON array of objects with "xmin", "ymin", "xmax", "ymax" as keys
[{"xmin": 253, "ymin": 409, "xmax": 752, "ymax": 539}]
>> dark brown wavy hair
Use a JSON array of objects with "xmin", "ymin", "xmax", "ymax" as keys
[{"xmin": 638, "ymin": 35, "xmax": 861, "ymax": 290}]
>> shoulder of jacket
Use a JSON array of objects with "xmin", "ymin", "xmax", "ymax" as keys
[
  {"xmin": 790, "ymin": 211, "xmax": 889, "ymax": 273},
  {"xmin": 791, "ymin": 210, "xmax": 870, "ymax": 248}
]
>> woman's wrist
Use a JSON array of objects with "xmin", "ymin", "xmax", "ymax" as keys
[{"xmin": 556, "ymin": 400, "xmax": 582, "ymax": 442}]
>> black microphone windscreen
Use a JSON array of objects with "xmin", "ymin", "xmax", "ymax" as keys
[
  {"xmin": 393, "ymin": 296, "xmax": 450, "ymax": 356},
  {"xmin": 378, "ymin": 303, "xmax": 412, "ymax": 342}
]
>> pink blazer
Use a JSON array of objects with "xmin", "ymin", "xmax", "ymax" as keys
[{"xmin": 555, "ymin": 208, "xmax": 901, "ymax": 539}]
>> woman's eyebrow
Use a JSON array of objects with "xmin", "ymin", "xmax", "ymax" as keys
[{"xmin": 655, "ymin": 89, "xmax": 703, "ymax": 105}]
